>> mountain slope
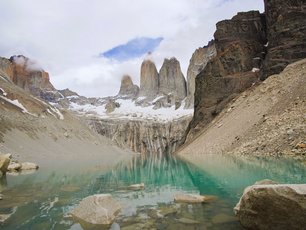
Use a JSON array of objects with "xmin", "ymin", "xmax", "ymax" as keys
[
  {"xmin": 0, "ymin": 72, "xmax": 133, "ymax": 169},
  {"xmin": 178, "ymin": 59, "xmax": 306, "ymax": 157}
]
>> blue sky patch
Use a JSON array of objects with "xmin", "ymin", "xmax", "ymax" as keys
[{"xmin": 101, "ymin": 37, "xmax": 163, "ymax": 61}]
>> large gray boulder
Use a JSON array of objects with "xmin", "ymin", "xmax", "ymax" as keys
[
  {"xmin": 234, "ymin": 183, "xmax": 306, "ymax": 230},
  {"xmin": 70, "ymin": 194, "xmax": 121, "ymax": 226},
  {"xmin": 159, "ymin": 57, "xmax": 186, "ymax": 100}
]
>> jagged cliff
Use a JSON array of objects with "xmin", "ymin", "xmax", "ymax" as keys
[
  {"xmin": 0, "ymin": 55, "xmax": 57, "ymax": 101},
  {"xmin": 88, "ymin": 116, "xmax": 191, "ymax": 155},
  {"xmin": 262, "ymin": 0, "xmax": 306, "ymax": 79},
  {"xmin": 139, "ymin": 60, "xmax": 159, "ymax": 98},
  {"xmin": 185, "ymin": 41, "xmax": 217, "ymax": 109},
  {"xmin": 158, "ymin": 57, "xmax": 186, "ymax": 100},
  {"xmin": 185, "ymin": 11, "xmax": 266, "ymax": 141},
  {"xmin": 118, "ymin": 75, "xmax": 139, "ymax": 98},
  {"xmin": 185, "ymin": 0, "xmax": 306, "ymax": 142}
]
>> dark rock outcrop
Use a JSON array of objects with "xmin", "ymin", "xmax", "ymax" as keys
[
  {"xmin": 158, "ymin": 57, "xmax": 187, "ymax": 100},
  {"xmin": 235, "ymin": 182, "xmax": 306, "ymax": 230},
  {"xmin": 139, "ymin": 60, "xmax": 159, "ymax": 98},
  {"xmin": 262, "ymin": 0, "xmax": 306, "ymax": 79},
  {"xmin": 118, "ymin": 75, "xmax": 139, "ymax": 98},
  {"xmin": 185, "ymin": 41, "xmax": 217, "ymax": 109},
  {"xmin": 186, "ymin": 11, "xmax": 266, "ymax": 141}
]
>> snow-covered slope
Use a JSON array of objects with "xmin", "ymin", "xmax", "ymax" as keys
[{"xmin": 68, "ymin": 98, "xmax": 193, "ymax": 122}]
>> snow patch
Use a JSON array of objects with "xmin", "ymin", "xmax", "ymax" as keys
[
  {"xmin": 252, "ymin": 68, "xmax": 260, "ymax": 73},
  {"xmin": 264, "ymin": 42, "xmax": 269, "ymax": 47},
  {"xmin": 0, "ymin": 87, "xmax": 7, "ymax": 96},
  {"xmin": 152, "ymin": 95, "xmax": 165, "ymax": 103},
  {"xmin": 0, "ymin": 96, "xmax": 37, "ymax": 117},
  {"xmin": 47, "ymin": 106, "xmax": 64, "ymax": 120}
]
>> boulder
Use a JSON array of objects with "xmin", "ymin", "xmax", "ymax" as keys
[
  {"xmin": 158, "ymin": 57, "xmax": 187, "ymax": 100},
  {"xmin": 70, "ymin": 194, "xmax": 121, "ymax": 225},
  {"xmin": 0, "ymin": 155, "xmax": 11, "ymax": 175},
  {"xmin": 127, "ymin": 183, "xmax": 145, "ymax": 190},
  {"xmin": 105, "ymin": 100, "xmax": 120, "ymax": 113},
  {"xmin": 234, "ymin": 183, "xmax": 306, "ymax": 230},
  {"xmin": 174, "ymin": 194, "xmax": 207, "ymax": 203},
  {"xmin": 20, "ymin": 162, "xmax": 39, "ymax": 170},
  {"xmin": 7, "ymin": 162, "xmax": 22, "ymax": 172}
]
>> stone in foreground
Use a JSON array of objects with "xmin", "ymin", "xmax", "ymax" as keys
[
  {"xmin": 20, "ymin": 162, "xmax": 39, "ymax": 170},
  {"xmin": 7, "ymin": 162, "xmax": 22, "ymax": 172},
  {"xmin": 70, "ymin": 194, "xmax": 121, "ymax": 226},
  {"xmin": 0, "ymin": 154, "xmax": 11, "ymax": 175},
  {"xmin": 174, "ymin": 193, "xmax": 214, "ymax": 203},
  {"xmin": 127, "ymin": 183, "xmax": 145, "ymax": 190},
  {"xmin": 234, "ymin": 183, "xmax": 306, "ymax": 230}
]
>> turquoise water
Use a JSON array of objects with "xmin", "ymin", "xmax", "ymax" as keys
[{"xmin": 1, "ymin": 154, "xmax": 306, "ymax": 229}]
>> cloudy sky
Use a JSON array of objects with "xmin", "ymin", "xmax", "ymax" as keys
[{"xmin": 0, "ymin": 0, "xmax": 263, "ymax": 97}]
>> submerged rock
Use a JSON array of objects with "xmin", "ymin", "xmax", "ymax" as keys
[
  {"xmin": 127, "ymin": 183, "xmax": 145, "ymax": 190},
  {"xmin": 234, "ymin": 183, "xmax": 306, "ymax": 230},
  {"xmin": 20, "ymin": 162, "xmax": 39, "ymax": 170},
  {"xmin": 178, "ymin": 217, "xmax": 200, "ymax": 224},
  {"xmin": 174, "ymin": 194, "xmax": 213, "ymax": 203},
  {"xmin": 70, "ymin": 194, "xmax": 121, "ymax": 226},
  {"xmin": 211, "ymin": 213, "xmax": 237, "ymax": 224}
]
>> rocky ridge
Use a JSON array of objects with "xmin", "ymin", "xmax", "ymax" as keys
[
  {"xmin": 185, "ymin": 0, "xmax": 306, "ymax": 142},
  {"xmin": 185, "ymin": 10, "xmax": 266, "ymax": 142},
  {"xmin": 0, "ymin": 55, "xmax": 61, "ymax": 102}
]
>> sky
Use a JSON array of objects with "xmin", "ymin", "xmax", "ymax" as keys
[{"xmin": 0, "ymin": 0, "xmax": 264, "ymax": 97}]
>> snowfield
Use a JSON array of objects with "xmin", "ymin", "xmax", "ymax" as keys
[{"xmin": 69, "ymin": 98, "xmax": 193, "ymax": 122}]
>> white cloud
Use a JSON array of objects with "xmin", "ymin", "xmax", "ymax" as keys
[{"xmin": 0, "ymin": 0, "xmax": 264, "ymax": 97}]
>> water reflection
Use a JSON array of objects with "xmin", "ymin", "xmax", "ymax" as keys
[{"xmin": 1, "ymin": 153, "xmax": 306, "ymax": 229}]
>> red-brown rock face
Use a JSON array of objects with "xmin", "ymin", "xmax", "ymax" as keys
[
  {"xmin": 0, "ymin": 55, "xmax": 57, "ymax": 101},
  {"xmin": 9, "ymin": 55, "xmax": 55, "ymax": 93}
]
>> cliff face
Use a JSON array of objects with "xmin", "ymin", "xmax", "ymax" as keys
[
  {"xmin": 158, "ymin": 58, "xmax": 187, "ymax": 100},
  {"xmin": 185, "ymin": 42, "xmax": 217, "ymax": 109},
  {"xmin": 88, "ymin": 116, "xmax": 192, "ymax": 155},
  {"xmin": 139, "ymin": 60, "xmax": 159, "ymax": 98},
  {"xmin": 118, "ymin": 75, "xmax": 139, "ymax": 98},
  {"xmin": 262, "ymin": 0, "xmax": 306, "ymax": 79},
  {"xmin": 186, "ymin": 11, "xmax": 266, "ymax": 141},
  {"xmin": 0, "ymin": 55, "xmax": 58, "ymax": 101}
]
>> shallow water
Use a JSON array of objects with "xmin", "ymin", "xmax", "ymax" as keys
[{"xmin": 1, "ymin": 154, "xmax": 306, "ymax": 229}]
